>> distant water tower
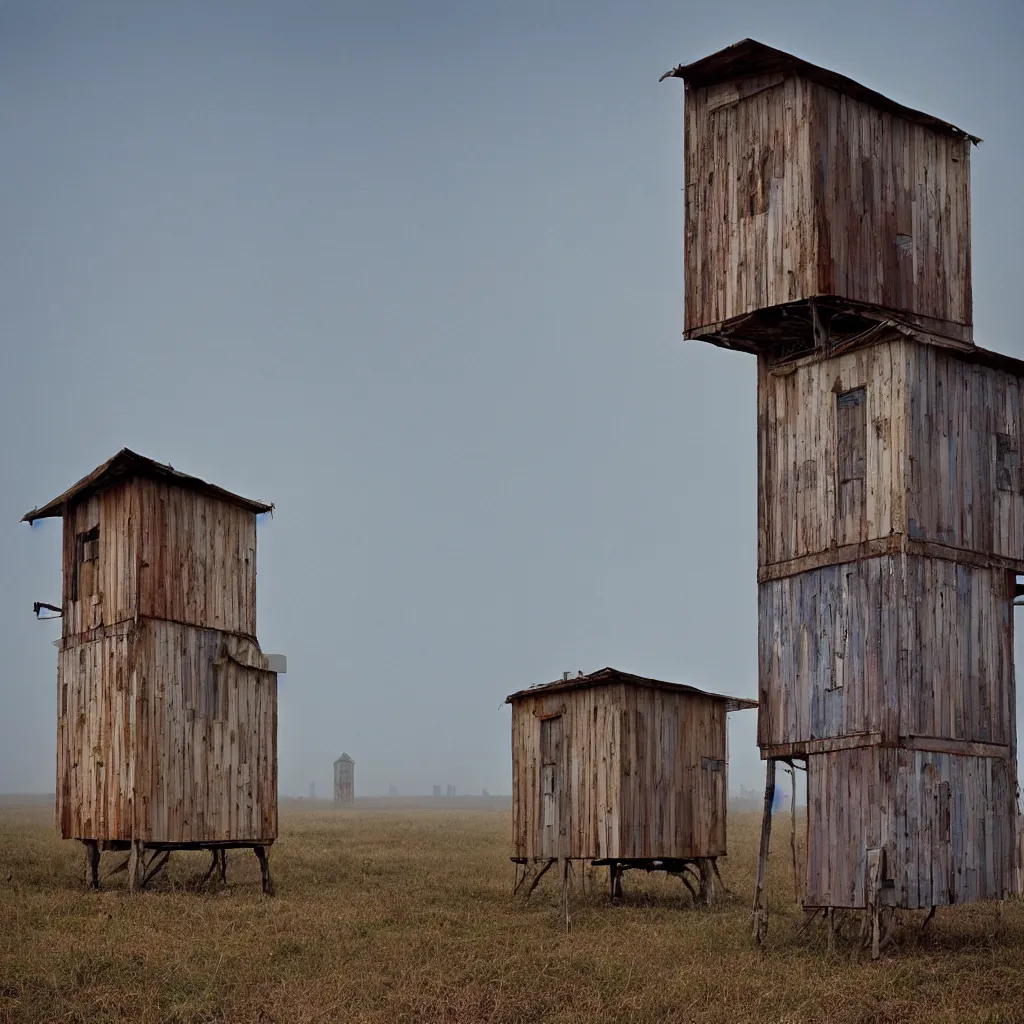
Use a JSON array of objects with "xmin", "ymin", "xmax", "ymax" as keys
[{"xmin": 333, "ymin": 753, "xmax": 355, "ymax": 805}]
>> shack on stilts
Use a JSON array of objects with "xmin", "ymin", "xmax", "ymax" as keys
[
  {"xmin": 662, "ymin": 40, "xmax": 1018, "ymax": 954},
  {"xmin": 506, "ymin": 667, "xmax": 755, "ymax": 926},
  {"xmin": 24, "ymin": 449, "xmax": 286, "ymax": 893}
]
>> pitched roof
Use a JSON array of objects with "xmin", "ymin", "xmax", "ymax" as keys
[
  {"xmin": 505, "ymin": 667, "xmax": 757, "ymax": 713},
  {"xmin": 660, "ymin": 38, "xmax": 981, "ymax": 145},
  {"xmin": 22, "ymin": 448, "xmax": 273, "ymax": 522},
  {"xmin": 334, "ymin": 753, "xmax": 354, "ymax": 764}
]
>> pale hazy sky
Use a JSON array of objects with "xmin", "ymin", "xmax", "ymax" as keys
[{"xmin": 2, "ymin": 0, "xmax": 1022, "ymax": 798}]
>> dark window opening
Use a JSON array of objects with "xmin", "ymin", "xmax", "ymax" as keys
[
  {"xmin": 996, "ymin": 432, "xmax": 1019, "ymax": 493},
  {"xmin": 71, "ymin": 526, "xmax": 99, "ymax": 602},
  {"xmin": 837, "ymin": 387, "xmax": 867, "ymax": 483}
]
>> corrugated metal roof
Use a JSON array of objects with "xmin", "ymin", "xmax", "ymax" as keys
[
  {"xmin": 660, "ymin": 38, "xmax": 981, "ymax": 145},
  {"xmin": 22, "ymin": 448, "xmax": 273, "ymax": 522},
  {"xmin": 504, "ymin": 667, "xmax": 757, "ymax": 713}
]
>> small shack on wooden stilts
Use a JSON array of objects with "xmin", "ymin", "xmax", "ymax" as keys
[
  {"xmin": 333, "ymin": 753, "xmax": 355, "ymax": 805},
  {"xmin": 24, "ymin": 448, "xmax": 285, "ymax": 893},
  {"xmin": 662, "ymin": 40, "xmax": 1018, "ymax": 954},
  {"xmin": 506, "ymin": 667, "xmax": 755, "ymax": 924}
]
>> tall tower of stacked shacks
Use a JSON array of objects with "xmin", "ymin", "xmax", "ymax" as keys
[{"xmin": 662, "ymin": 40, "xmax": 1018, "ymax": 949}]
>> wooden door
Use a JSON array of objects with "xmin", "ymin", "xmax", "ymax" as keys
[{"xmin": 540, "ymin": 715, "xmax": 564, "ymax": 858}]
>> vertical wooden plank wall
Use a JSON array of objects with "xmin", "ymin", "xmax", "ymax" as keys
[
  {"xmin": 684, "ymin": 77, "xmax": 971, "ymax": 334},
  {"xmin": 809, "ymin": 83, "xmax": 972, "ymax": 327},
  {"xmin": 511, "ymin": 685, "xmax": 623, "ymax": 861},
  {"xmin": 758, "ymin": 557, "xmax": 1013, "ymax": 749},
  {"xmin": 56, "ymin": 625, "xmax": 135, "ymax": 840},
  {"xmin": 685, "ymin": 75, "xmax": 817, "ymax": 332},
  {"xmin": 135, "ymin": 620, "xmax": 277, "ymax": 843},
  {"xmin": 56, "ymin": 478, "xmax": 276, "ymax": 845},
  {"xmin": 905, "ymin": 343, "xmax": 1024, "ymax": 560},
  {"xmin": 804, "ymin": 748, "xmax": 1013, "ymax": 908},
  {"xmin": 757, "ymin": 338, "xmax": 908, "ymax": 568},
  {"xmin": 511, "ymin": 686, "xmax": 729, "ymax": 861},
  {"xmin": 136, "ymin": 480, "xmax": 258, "ymax": 637}
]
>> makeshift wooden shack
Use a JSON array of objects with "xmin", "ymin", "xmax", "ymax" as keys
[
  {"xmin": 662, "ymin": 40, "xmax": 1018, "ymax": 952},
  {"xmin": 24, "ymin": 448, "xmax": 285, "ymax": 893},
  {"xmin": 333, "ymin": 753, "xmax": 355, "ymax": 805},
  {"xmin": 506, "ymin": 668, "xmax": 755, "ymax": 911}
]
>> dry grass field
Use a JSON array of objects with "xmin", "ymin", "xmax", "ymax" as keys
[{"xmin": 2, "ymin": 798, "xmax": 1024, "ymax": 1024}]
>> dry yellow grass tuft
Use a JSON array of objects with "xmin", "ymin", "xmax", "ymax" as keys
[{"xmin": 1, "ymin": 800, "xmax": 1022, "ymax": 1023}]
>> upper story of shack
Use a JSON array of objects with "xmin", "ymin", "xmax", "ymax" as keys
[
  {"xmin": 23, "ymin": 448, "xmax": 273, "ymax": 642},
  {"xmin": 661, "ymin": 39, "xmax": 980, "ymax": 361}
]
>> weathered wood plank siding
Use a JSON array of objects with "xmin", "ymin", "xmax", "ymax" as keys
[
  {"xmin": 135, "ymin": 619, "xmax": 277, "ymax": 843},
  {"xmin": 56, "ymin": 619, "xmax": 278, "ymax": 843},
  {"xmin": 55, "ymin": 469, "xmax": 276, "ymax": 846},
  {"xmin": 511, "ymin": 684, "xmax": 623, "ymax": 861},
  {"xmin": 56, "ymin": 625, "xmax": 135, "ymax": 841},
  {"xmin": 684, "ymin": 77, "xmax": 972, "ymax": 335},
  {"xmin": 809, "ymin": 83, "xmax": 972, "ymax": 328},
  {"xmin": 757, "ymin": 338, "xmax": 908, "ymax": 567},
  {"xmin": 758, "ymin": 556, "xmax": 1013, "ymax": 751},
  {"xmin": 804, "ymin": 748, "xmax": 1014, "ymax": 909},
  {"xmin": 61, "ymin": 483, "xmax": 139, "ymax": 641},
  {"xmin": 906, "ymin": 343, "xmax": 1024, "ymax": 562},
  {"xmin": 510, "ymin": 684, "xmax": 730, "ymax": 861},
  {"xmin": 136, "ymin": 480, "xmax": 258, "ymax": 637}
]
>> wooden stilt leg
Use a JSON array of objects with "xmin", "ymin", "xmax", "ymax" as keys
[
  {"xmin": 786, "ymin": 764, "xmax": 799, "ymax": 904},
  {"xmin": 83, "ymin": 840, "xmax": 100, "ymax": 890},
  {"xmin": 866, "ymin": 848, "xmax": 885, "ymax": 960},
  {"xmin": 559, "ymin": 857, "xmax": 570, "ymax": 934},
  {"xmin": 711, "ymin": 859, "xmax": 731, "ymax": 895},
  {"xmin": 699, "ymin": 859, "xmax": 714, "ymax": 906},
  {"xmin": 127, "ymin": 841, "xmax": 144, "ymax": 893},
  {"xmin": 525, "ymin": 859, "xmax": 554, "ymax": 901},
  {"xmin": 255, "ymin": 845, "xmax": 275, "ymax": 896},
  {"xmin": 201, "ymin": 850, "xmax": 219, "ymax": 886},
  {"xmin": 826, "ymin": 907, "xmax": 835, "ymax": 952},
  {"xmin": 752, "ymin": 759, "xmax": 776, "ymax": 945},
  {"xmin": 218, "ymin": 849, "xmax": 228, "ymax": 886}
]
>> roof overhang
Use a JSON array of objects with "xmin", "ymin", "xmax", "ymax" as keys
[
  {"xmin": 22, "ymin": 448, "xmax": 273, "ymax": 522},
  {"xmin": 505, "ymin": 667, "xmax": 757, "ymax": 713},
  {"xmin": 660, "ymin": 38, "xmax": 981, "ymax": 145}
]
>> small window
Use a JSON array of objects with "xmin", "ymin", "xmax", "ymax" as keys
[
  {"xmin": 996, "ymin": 433, "xmax": 1019, "ymax": 493},
  {"xmin": 702, "ymin": 757, "xmax": 724, "ymax": 772},
  {"xmin": 71, "ymin": 526, "xmax": 99, "ymax": 602},
  {"xmin": 836, "ymin": 388, "xmax": 867, "ymax": 483}
]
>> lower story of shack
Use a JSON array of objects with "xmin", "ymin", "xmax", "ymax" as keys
[
  {"xmin": 57, "ymin": 617, "xmax": 278, "ymax": 845},
  {"xmin": 801, "ymin": 745, "xmax": 1015, "ymax": 909}
]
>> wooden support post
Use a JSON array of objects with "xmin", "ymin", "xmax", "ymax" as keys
[
  {"xmin": 255, "ymin": 845, "xmax": 275, "ymax": 896},
  {"xmin": 201, "ymin": 850, "xmax": 220, "ymax": 886},
  {"xmin": 608, "ymin": 861, "xmax": 623, "ymax": 901},
  {"xmin": 559, "ymin": 857, "xmax": 570, "ymax": 934},
  {"xmin": 826, "ymin": 907, "xmax": 835, "ymax": 952},
  {"xmin": 83, "ymin": 840, "xmax": 100, "ymax": 891},
  {"xmin": 711, "ymin": 859, "xmax": 731, "ymax": 895},
  {"xmin": 785, "ymin": 764, "xmax": 799, "ymax": 904},
  {"xmin": 698, "ymin": 859, "xmax": 714, "ymax": 906},
  {"xmin": 752, "ymin": 758, "xmax": 776, "ymax": 944},
  {"xmin": 141, "ymin": 850, "xmax": 172, "ymax": 889},
  {"xmin": 525, "ymin": 859, "xmax": 554, "ymax": 901},
  {"xmin": 217, "ymin": 849, "xmax": 228, "ymax": 886},
  {"xmin": 127, "ymin": 841, "xmax": 144, "ymax": 893},
  {"xmin": 866, "ymin": 848, "xmax": 885, "ymax": 960}
]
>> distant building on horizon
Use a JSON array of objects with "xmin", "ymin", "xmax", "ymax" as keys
[{"xmin": 333, "ymin": 753, "xmax": 355, "ymax": 805}]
